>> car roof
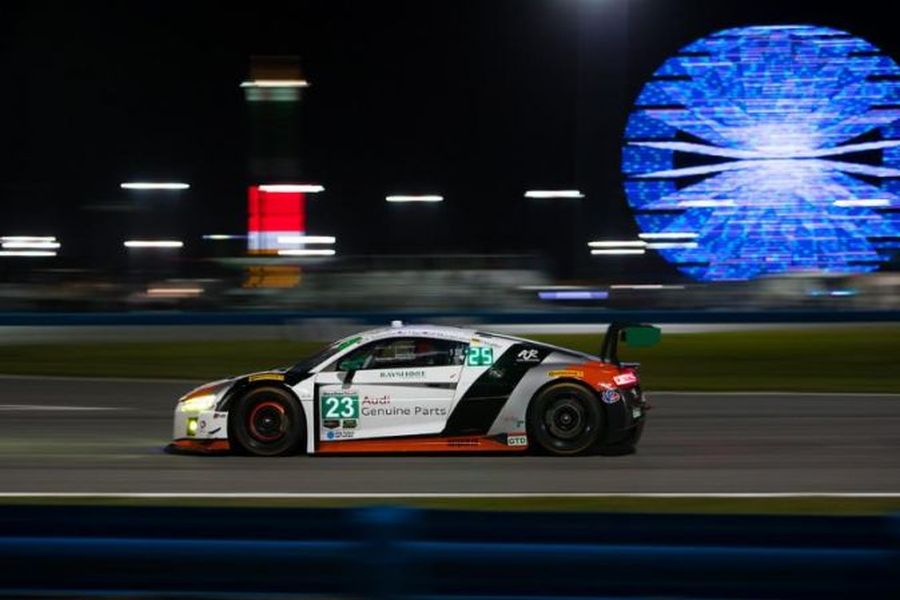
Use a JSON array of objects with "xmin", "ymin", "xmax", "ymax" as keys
[{"xmin": 358, "ymin": 324, "xmax": 479, "ymax": 341}]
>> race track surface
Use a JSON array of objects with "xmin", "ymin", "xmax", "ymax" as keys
[{"xmin": 1, "ymin": 376, "xmax": 898, "ymax": 494}]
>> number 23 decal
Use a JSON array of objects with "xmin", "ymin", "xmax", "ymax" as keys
[{"xmin": 321, "ymin": 394, "xmax": 359, "ymax": 419}]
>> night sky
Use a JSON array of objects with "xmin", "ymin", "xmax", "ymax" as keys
[{"xmin": 2, "ymin": 0, "xmax": 896, "ymax": 279}]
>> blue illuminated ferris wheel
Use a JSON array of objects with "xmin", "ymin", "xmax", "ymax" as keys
[{"xmin": 622, "ymin": 25, "xmax": 900, "ymax": 281}]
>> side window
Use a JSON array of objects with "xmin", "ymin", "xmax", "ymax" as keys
[{"xmin": 334, "ymin": 338, "xmax": 468, "ymax": 371}]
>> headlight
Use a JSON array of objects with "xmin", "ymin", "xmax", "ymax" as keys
[{"xmin": 178, "ymin": 393, "xmax": 218, "ymax": 413}]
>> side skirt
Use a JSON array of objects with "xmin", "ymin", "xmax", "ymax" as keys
[{"xmin": 317, "ymin": 434, "xmax": 526, "ymax": 454}]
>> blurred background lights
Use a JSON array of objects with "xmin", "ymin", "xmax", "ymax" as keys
[
  {"xmin": 258, "ymin": 184, "xmax": 324, "ymax": 193},
  {"xmin": 590, "ymin": 248, "xmax": 646, "ymax": 255},
  {"xmin": 276, "ymin": 235, "xmax": 336, "ymax": 245},
  {"xmin": 277, "ymin": 248, "xmax": 336, "ymax": 257},
  {"xmin": 622, "ymin": 25, "xmax": 900, "ymax": 281},
  {"xmin": 124, "ymin": 240, "xmax": 184, "ymax": 248},
  {"xmin": 385, "ymin": 195, "xmax": 444, "ymax": 203},
  {"xmin": 240, "ymin": 79, "xmax": 309, "ymax": 88},
  {"xmin": 120, "ymin": 182, "xmax": 190, "ymax": 190},
  {"xmin": 1, "ymin": 236, "xmax": 60, "ymax": 256},
  {"xmin": 524, "ymin": 190, "xmax": 584, "ymax": 199}
]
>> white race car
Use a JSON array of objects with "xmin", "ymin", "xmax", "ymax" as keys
[{"xmin": 170, "ymin": 321, "xmax": 658, "ymax": 456}]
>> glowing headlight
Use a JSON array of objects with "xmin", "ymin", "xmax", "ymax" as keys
[{"xmin": 178, "ymin": 393, "xmax": 217, "ymax": 413}]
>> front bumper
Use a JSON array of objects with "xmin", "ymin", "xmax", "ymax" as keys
[
  {"xmin": 167, "ymin": 439, "xmax": 231, "ymax": 454},
  {"xmin": 171, "ymin": 409, "xmax": 230, "ymax": 451}
]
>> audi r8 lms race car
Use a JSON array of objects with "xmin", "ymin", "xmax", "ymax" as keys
[{"xmin": 169, "ymin": 321, "xmax": 660, "ymax": 456}]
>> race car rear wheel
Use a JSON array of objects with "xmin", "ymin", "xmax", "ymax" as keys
[
  {"xmin": 528, "ymin": 382, "xmax": 603, "ymax": 455},
  {"xmin": 231, "ymin": 386, "xmax": 306, "ymax": 456}
]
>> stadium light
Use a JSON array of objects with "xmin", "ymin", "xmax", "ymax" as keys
[
  {"xmin": 590, "ymin": 249, "xmax": 646, "ymax": 255},
  {"xmin": 587, "ymin": 240, "xmax": 647, "ymax": 248},
  {"xmin": 833, "ymin": 199, "xmax": 891, "ymax": 207},
  {"xmin": 147, "ymin": 287, "xmax": 204, "ymax": 296},
  {"xmin": 240, "ymin": 80, "xmax": 309, "ymax": 88},
  {"xmin": 277, "ymin": 235, "xmax": 336, "ymax": 245},
  {"xmin": 1, "ymin": 236, "xmax": 57, "ymax": 242},
  {"xmin": 277, "ymin": 249, "xmax": 336, "ymax": 257},
  {"xmin": 386, "ymin": 195, "xmax": 444, "ymax": 203},
  {"xmin": 1, "ymin": 241, "xmax": 60, "ymax": 249},
  {"xmin": 124, "ymin": 240, "xmax": 184, "ymax": 248},
  {"xmin": 638, "ymin": 232, "xmax": 699, "ymax": 240},
  {"xmin": 524, "ymin": 190, "xmax": 585, "ymax": 199},
  {"xmin": 120, "ymin": 182, "xmax": 190, "ymax": 190},
  {"xmin": 258, "ymin": 184, "xmax": 325, "ymax": 193},
  {"xmin": 202, "ymin": 234, "xmax": 246, "ymax": 240},
  {"xmin": 0, "ymin": 250, "xmax": 57, "ymax": 257}
]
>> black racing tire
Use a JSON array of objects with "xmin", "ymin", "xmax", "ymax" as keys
[
  {"xmin": 528, "ymin": 382, "xmax": 604, "ymax": 456},
  {"xmin": 230, "ymin": 386, "xmax": 306, "ymax": 456}
]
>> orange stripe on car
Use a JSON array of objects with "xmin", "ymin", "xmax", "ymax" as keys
[
  {"xmin": 170, "ymin": 439, "xmax": 231, "ymax": 453},
  {"xmin": 318, "ymin": 435, "xmax": 522, "ymax": 453}
]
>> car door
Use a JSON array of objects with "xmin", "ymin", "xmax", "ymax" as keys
[{"xmin": 315, "ymin": 336, "xmax": 468, "ymax": 441}]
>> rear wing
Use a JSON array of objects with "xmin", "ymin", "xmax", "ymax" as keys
[{"xmin": 599, "ymin": 322, "xmax": 661, "ymax": 366}]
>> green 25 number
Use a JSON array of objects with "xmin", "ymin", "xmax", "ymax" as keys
[
  {"xmin": 466, "ymin": 346, "xmax": 494, "ymax": 366},
  {"xmin": 322, "ymin": 395, "xmax": 359, "ymax": 419}
]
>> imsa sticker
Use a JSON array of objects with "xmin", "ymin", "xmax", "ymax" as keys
[{"xmin": 602, "ymin": 389, "xmax": 621, "ymax": 404}]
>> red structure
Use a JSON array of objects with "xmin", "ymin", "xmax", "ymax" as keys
[{"xmin": 247, "ymin": 185, "xmax": 306, "ymax": 255}]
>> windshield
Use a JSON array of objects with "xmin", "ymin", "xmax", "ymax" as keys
[{"xmin": 286, "ymin": 334, "xmax": 362, "ymax": 375}]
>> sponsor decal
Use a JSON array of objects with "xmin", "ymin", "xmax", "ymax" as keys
[
  {"xmin": 342, "ymin": 418, "xmax": 358, "ymax": 429},
  {"xmin": 379, "ymin": 369, "xmax": 426, "ymax": 380},
  {"xmin": 212, "ymin": 412, "xmax": 227, "ymax": 420},
  {"xmin": 326, "ymin": 430, "xmax": 354, "ymax": 440},
  {"xmin": 362, "ymin": 394, "xmax": 391, "ymax": 405},
  {"xmin": 548, "ymin": 369, "xmax": 584, "ymax": 378},
  {"xmin": 321, "ymin": 393, "xmax": 360, "ymax": 419},
  {"xmin": 613, "ymin": 372, "xmax": 638, "ymax": 386},
  {"xmin": 337, "ymin": 336, "xmax": 363, "ymax": 351},
  {"xmin": 487, "ymin": 367, "xmax": 505, "ymax": 379},
  {"xmin": 515, "ymin": 349, "xmax": 541, "ymax": 363},
  {"xmin": 323, "ymin": 419, "xmax": 341, "ymax": 429},
  {"xmin": 248, "ymin": 372, "xmax": 285, "ymax": 382},
  {"xmin": 363, "ymin": 405, "xmax": 409, "ymax": 417},
  {"xmin": 361, "ymin": 404, "xmax": 448, "ymax": 417},
  {"xmin": 199, "ymin": 419, "xmax": 207, "ymax": 431},
  {"xmin": 507, "ymin": 434, "xmax": 528, "ymax": 447},
  {"xmin": 602, "ymin": 389, "xmax": 622, "ymax": 404},
  {"xmin": 466, "ymin": 346, "xmax": 494, "ymax": 366}
]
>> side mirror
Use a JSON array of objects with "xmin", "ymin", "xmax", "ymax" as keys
[
  {"xmin": 338, "ymin": 356, "xmax": 365, "ymax": 384},
  {"xmin": 622, "ymin": 325, "xmax": 661, "ymax": 348}
]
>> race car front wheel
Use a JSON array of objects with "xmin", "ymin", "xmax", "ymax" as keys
[
  {"xmin": 528, "ymin": 382, "xmax": 603, "ymax": 455},
  {"xmin": 231, "ymin": 386, "xmax": 306, "ymax": 456}
]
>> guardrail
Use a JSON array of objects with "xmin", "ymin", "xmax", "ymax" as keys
[
  {"xmin": 1, "ymin": 308, "xmax": 899, "ymax": 326},
  {"xmin": 0, "ymin": 505, "xmax": 897, "ymax": 598}
]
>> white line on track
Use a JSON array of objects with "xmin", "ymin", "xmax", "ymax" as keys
[
  {"xmin": 0, "ymin": 404, "xmax": 123, "ymax": 411},
  {"xmin": 0, "ymin": 493, "xmax": 898, "ymax": 498},
  {"xmin": 654, "ymin": 391, "xmax": 900, "ymax": 397}
]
